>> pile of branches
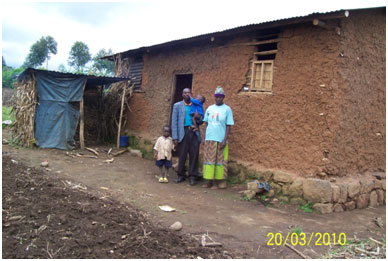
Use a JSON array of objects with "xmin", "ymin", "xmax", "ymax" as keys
[
  {"xmin": 101, "ymin": 81, "xmax": 134, "ymax": 140},
  {"xmin": 10, "ymin": 73, "xmax": 37, "ymax": 147},
  {"xmin": 323, "ymin": 236, "xmax": 386, "ymax": 259}
]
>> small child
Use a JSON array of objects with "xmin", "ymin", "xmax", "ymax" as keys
[
  {"xmin": 154, "ymin": 125, "xmax": 175, "ymax": 183},
  {"xmin": 190, "ymin": 95, "xmax": 206, "ymax": 143}
]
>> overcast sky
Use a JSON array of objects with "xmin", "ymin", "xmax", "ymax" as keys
[{"xmin": 1, "ymin": 0, "xmax": 386, "ymax": 70}]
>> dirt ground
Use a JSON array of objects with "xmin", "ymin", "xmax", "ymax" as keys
[{"xmin": 2, "ymin": 131, "xmax": 386, "ymax": 258}]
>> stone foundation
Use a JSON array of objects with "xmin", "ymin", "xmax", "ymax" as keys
[{"xmin": 230, "ymin": 161, "xmax": 386, "ymax": 214}]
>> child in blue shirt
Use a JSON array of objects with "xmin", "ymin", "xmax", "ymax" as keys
[{"xmin": 190, "ymin": 95, "xmax": 206, "ymax": 143}]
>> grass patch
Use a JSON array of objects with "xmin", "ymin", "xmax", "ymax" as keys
[
  {"xmin": 299, "ymin": 202, "xmax": 313, "ymax": 213},
  {"xmin": 291, "ymin": 226, "xmax": 302, "ymax": 235}
]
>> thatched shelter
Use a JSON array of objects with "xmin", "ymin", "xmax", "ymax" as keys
[{"xmin": 12, "ymin": 68, "xmax": 132, "ymax": 149}]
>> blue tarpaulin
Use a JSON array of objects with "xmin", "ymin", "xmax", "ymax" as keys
[
  {"xmin": 34, "ymin": 71, "xmax": 87, "ymax": 150},
  {"xmin": 17, "ymin": 68, "xmax": 131, "ymax": 150}
]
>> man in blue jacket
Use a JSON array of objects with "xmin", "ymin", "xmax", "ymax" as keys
[{"xmin": 171, "ymin": 88, "xmax": 200, "ymax": 185}]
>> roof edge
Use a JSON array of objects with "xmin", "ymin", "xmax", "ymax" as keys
[{"xmin": 103, "ymin": 6, "xmax": 384, "ymax": 60}]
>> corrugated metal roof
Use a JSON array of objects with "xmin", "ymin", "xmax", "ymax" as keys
[
  {"xmin": 105, "ymin": 6, "xmax": 384, "ymax": 60},
  {"xmin": 19, "ymin": 68, "xmax": 131, "ymax": 85}
]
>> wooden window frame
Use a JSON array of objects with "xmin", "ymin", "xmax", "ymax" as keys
[{"xmin": 249, "ymin": 60, "xmax": 274, "ymax": 92}]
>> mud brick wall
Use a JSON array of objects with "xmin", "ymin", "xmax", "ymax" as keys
[
  {"xmin": 329, "ymin": 9, "xmax": 386, "ymax": 176},
  {"xmin": 124, "ymin": 10, "xmax": 385, "ymax": 177}
]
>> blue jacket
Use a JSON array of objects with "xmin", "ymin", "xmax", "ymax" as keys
[{"xmin": 171, "ymin": 101, "xmax": 186, "ymax": 143}]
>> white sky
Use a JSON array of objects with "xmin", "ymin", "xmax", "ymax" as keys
[{"xmin": 1, "ymin": 0, "xmax": 386, "ymax": 70}]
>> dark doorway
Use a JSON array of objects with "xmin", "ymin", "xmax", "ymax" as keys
[
  {"xmin": 170, "ymin": 74, "xmax": 193, "ymax": 156},
  {"xmin": 170, "ymin": 74, "xmax": 193, "ymax": 122},
  {"xmin": 173, "ymin": 74, "xmax": 193, "ymax": 105}
]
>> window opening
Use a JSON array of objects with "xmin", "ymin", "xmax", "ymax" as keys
[{"xmin": 243, "ymin": 28, "xmax": 279, "ymax": 93}]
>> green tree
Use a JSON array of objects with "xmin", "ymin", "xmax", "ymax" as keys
[
  {"xmin": 23, "ymin": 36, "xmax": 57, "ymax": 68},
  {"xmin": 91, "ymin": 48, "xmax": 115, "ymax": 76},
  {"xmin": 68, "ymin": 41, "xmax": 91, "ymax": 72}
]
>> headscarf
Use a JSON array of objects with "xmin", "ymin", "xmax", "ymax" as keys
[{"xmin": 214, "ymin": 86, "xmax": 225, "ymax": 97}]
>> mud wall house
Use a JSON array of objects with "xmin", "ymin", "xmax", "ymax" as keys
[
  {"xmin": 13, "ymin": 68, "xmax": 130, "ymax": 150},
  {"xmin": 108, "ymin": 7, "xmax": 385, "ymax": 180}
]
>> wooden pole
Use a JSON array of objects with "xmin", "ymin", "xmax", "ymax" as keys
[
  {"xmin": 80, "ymin": 81, "xmax": 87, "ymax": 149},
  {"xmin": 117, "ymin": 85, "xmax": 126, "ymax": 148}
]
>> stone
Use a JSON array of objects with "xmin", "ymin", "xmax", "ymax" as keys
[
  {"xmin": 369, "ymin": 191, "xmax": 378, "ymax": 207},
  {"xmin": 376, "ymin": 189, "xmax": 384, "ymax": 205},
  {"xmin": 313, "ymin": 203, "xmax": 333, "ymax": 214},
  {"xmin": 360, "ymin": 179, "xmax": 375, "ymax": 194},
  {"xmin": 290, "ymin": 197, "xmax": 306, "ymax": 205},
  {"xmin": 246, "ymin": 168, "xmax": 259, "ymax": 180},
  {"xmin": 347, "ymin": 180, "xmax": 360, "ymax": 198},
  {"xmin": 282, "ymin": 184, "xmax": 290, "ymax": 195},
  {"xmin": 333, "ymin": 203, "xmax": 344, "ymax": 212},
  {"xmin": 228, "ymin": 161, "xmax": 241, "ymax": 176},
  {"xmin": 242, "ymin": 190, "xmax": 256, "ymax": 200},
  {"xmin": 344, "ymin": 201, "xmax": 356, "ymax": 211},
  {"xmin": 169, "ymin": 221, "xmax": 182, "ymax": 231},
  {"xmin": 247, "ymin": 181, "xmax": 260, "ymax": 192},
  {"xmin": 129, "ymin": 149, "xmax": 143, "ymax": 158},
  {"xmin": 374, "ymin": 180, "xmax": 383, "ymax": 189},
  {"xmin": 273, "ymin": 171, "xmax": 294, "ymax": 183},
  {"xmin": 303, "ymin": 178, "xmax": 332, "ymax": 203},
  {"xmin": 331, "ymin": 184, "xmax": 340, "ymax": 203},
  {"xmin": 266, "ymin": 189, "xmax": 275, "ymax": 197},
  {"xmin": 40, "ymin": 161, "xmax": 49, "ymax": 167},
  {"xmin": 356, "ymin": 194, "xmax": 370, "ymax": 209},
  {"xmin": 288, "ymin": 178, "xmax": 303, "ymax": 197},
  {"xmin": 338, "ymin": 184, "xmax": 348, "ymax": 203},
  {"xmin": 270, "ymin": 183, "xmax": 282, "ymax": 194},
  {"xmin": 278, "ymin": 196, "xmax": 289, "ymax": 203},
  {"xmin": 257, "ymin": 170, "xmax": 274, "ymax": 181}
]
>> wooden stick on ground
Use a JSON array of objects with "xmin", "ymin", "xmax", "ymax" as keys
[
  {"xmin": 85, "ymin": 147, "xmax": 99, "ymax": 156},
  {"xmin": 285, "ymin": 243, "xmax": 310, "ymax": 259},
  {"xmin": 369, "ymin": 237, "xmax": 384, "ymax": 246},
  {"xmin": 112, "ymin": 149, "xmax": 127, "ymax": 157}
]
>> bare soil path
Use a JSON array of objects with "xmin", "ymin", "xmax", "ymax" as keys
[{"xmin": 2, "ymin": 135, "xmax": 386, "ymax": 258}]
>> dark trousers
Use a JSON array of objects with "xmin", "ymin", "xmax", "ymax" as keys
[{"xmin": 177, "ymin": 127, "xmax": 199, "ymax": 179}]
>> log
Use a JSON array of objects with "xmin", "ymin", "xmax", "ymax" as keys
[
  {"xmin": 313, "ymin": 19, "xmax": 326, "ymax": 28},
  {"xmin": 80, "ymin": 81, "xmax": 87, "ymax": 149},
  {"xmin": 117, "ymin": 85, "xmax": 126, "ymax": 149}
]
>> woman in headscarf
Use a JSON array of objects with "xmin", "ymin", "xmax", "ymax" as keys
[{"xmin": 202, "ymin": 86, "xmax": 234, "ymax": 189}]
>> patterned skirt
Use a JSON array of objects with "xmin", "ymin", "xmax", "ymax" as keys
[{"xmin": 203, "ymin": 141, "xmax": 229, "ymax": 180}]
